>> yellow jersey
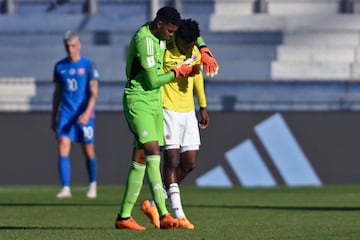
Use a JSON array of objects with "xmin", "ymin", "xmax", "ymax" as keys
[{"xmin": 162, "ymin": 37, "xmax": 207, "ymax": 112}]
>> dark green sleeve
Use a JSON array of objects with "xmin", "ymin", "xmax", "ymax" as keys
[
  {"xmin": 196, "ymin": 36, "xmax": 207, "ymax": 48},
  {"xmin": 144, "ymin": 68, "xmax": 175, "ymax": 90}
]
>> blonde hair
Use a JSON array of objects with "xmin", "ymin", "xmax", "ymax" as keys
[{"xmin": 64, "ymin": 31, "xmax": 80, "ymax": 41}]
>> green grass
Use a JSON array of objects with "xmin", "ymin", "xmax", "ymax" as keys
[{"xmin": 1, "ymin": 185, "xmax": 360, "ymax": 240}]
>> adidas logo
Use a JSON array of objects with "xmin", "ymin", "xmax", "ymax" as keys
[{"xmin": 196, "ymin": 113, "xmax": 322, "ymax": 188}]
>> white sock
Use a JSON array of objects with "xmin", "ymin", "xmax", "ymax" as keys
[{"xmin": 167, "ymin": 183, "xmax": 185, "ymax": 218}]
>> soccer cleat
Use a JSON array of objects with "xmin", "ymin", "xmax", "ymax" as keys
[
  {"xmin": 160, "ymin": 213, "xmax": 179, "ymax": 229},
  {"xmin": 178, "ymin": 217, "xmax": 195, "ymax": 230},
  {"xmin": 56, "ymin": 187, "xmax": 72, "ymax": 199},
  {"xmin": 86, "ymin": 182, "xmax": 97, "ymax": 199},
  {"xmin": 115, "ymin": 215, "xmax": 146, "ymax": 230},
  {"xmin": 141, "ymin": 199, "xmax": 160, "ymax": 228}
]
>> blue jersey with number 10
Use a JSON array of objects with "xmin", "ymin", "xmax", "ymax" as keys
[{"xmin": 54, "ymin": 56, "xmax": 100, "ymax": 120}]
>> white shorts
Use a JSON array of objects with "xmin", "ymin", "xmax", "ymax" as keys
[{"xmin": 163, "ymin": 109, "xmax": 200, "ymax": 153}]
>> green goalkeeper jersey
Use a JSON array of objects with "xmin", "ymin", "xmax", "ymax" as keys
[{"xmin": 124, "ymin": 22, "xmax": 174, "ymax": 110}]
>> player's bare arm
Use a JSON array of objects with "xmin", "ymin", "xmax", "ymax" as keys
[
  {"xmin": 51, "ymin": 82, "xmax": 61, "ymax": 132},
  {"xmin": 78, "ymin": 79, "xmax": 98, "ymax": 125},
  {"xmin": 198, "ymin": 107, "xmax": 209, "ymax": 129}
]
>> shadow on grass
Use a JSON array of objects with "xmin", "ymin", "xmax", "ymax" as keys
[
  {"xmin": 1, "ymin": 203, "xmax": 360, "ymax": 211},
  {"xmin": 0, "ymin": 226, "xmax": 107, "ymax": 230},
  {"xmin": 187, "ymin": 204, "xmax": 360, "ymax": 212},
  {"xmin": 0, "ymin": 203, "xmax": 118, "ymax": 207}
]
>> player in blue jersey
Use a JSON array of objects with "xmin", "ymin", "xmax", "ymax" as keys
[{"xmin": 51, "ymin": 31, "xmax": 100, "ymax": 199}]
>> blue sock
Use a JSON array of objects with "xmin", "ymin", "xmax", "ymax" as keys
[
  {"xmin": 58, "ymin": 156, "xmax": 70, "ymax": 187},
  {"xmin": 86, "ymin": 157, "xmax": 97, "ymax": 183}
]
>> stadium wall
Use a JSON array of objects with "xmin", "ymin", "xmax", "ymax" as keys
[{"xmin": 1, "ymin": 111, "xmax": 360, "ymax": 187}]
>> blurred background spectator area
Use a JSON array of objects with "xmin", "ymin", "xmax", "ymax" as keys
[{"xmin": 1, "ymin": 0, "xmax": 360, "ymax": 111}]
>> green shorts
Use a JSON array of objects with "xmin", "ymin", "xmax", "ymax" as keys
[{"xmin": 123, "ymin": 98, "xmax": 164, "ymax": 149}]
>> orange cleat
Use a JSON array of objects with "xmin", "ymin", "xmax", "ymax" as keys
[
  {"xmin": 141, "ymin": 200, "xmax": 160, "ymax": 228},
  {"xmin": 178, "ymin": 217, "xmax": 195, "ymax": 230},
  {"xmin": 115, "ymin": 215, "xmax": 146, "ymax": 230},
  {"xmin": 160, "ymin": 213, "xmax": 179, "ymax": 229}
]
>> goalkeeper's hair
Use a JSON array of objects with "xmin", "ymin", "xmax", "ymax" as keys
[
  {"xmin": 155, "ymin": 6, "xmax": 181, "ymax": 26},
  {"xmin": 177, "ymin": 19, "xmax": 200, "ymax": 44}
]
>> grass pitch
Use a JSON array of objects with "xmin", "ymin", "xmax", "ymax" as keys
[{"xmin": 0, "ymin": 185, "xmax": 360, "ymax": 240}]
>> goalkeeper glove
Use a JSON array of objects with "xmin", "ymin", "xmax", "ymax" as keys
[
  {"xmin": 171, "ymin": 62, "xmax": 198, "ymax": 78},
  {"xmin": 199, "ymin": 46, "xmax": 219, "ymax": 77}
]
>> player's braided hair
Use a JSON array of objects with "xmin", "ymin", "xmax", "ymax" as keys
[{"xmin": 177, "ymin": 19, "xmax": 200, "ymax": 44}]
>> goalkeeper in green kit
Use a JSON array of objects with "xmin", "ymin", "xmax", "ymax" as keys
[
  {"xmin": 114, "ymin": 6, "xmax": 199, "ymax": 230},
  {"xmin": 114, "ymin": 6, "xmax": 219, "ymax": 231}
]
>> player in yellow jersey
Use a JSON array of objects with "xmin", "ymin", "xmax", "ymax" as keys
[
  {"xmin": 114, "ymin": 7, "xmax": 199, "ymax": 231},
  {"xmin": 141, "ymin": 19, "xmax": 209, "ymax": 230}
]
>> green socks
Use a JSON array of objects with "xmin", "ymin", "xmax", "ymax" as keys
[
  {"xmin": 119, "ymin": 161, "xmax": 146, "ymax": 218},
  {"xmin": 119, "ymin": 155, "xmax": 168, "ymax": 218},
  {"xmin": 146, "ymin": 155, "xmax": 168, "ymax": 217}
]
